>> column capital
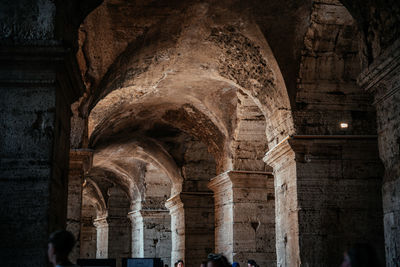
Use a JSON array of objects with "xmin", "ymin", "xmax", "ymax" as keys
[
  {"xmin": 0, "ymin": 45, "xmax": 86, "ymax": 103},
  {"xmin": 165, "ymin": 194, "xmax": 184, "ymax": 212},
  {"xmin": 264, "ymin": 135, "xmax": 378, "ymax": 167},
  {"xmin": 208, "ymin": 170, "xmax": 273, "ymax": 193},
  {"xmin": 69, "ymin": 149, "xmax": 93, "ymax": 175},
  {"xmin": 357, "ymin": 38, "xmax": 400, "ymax": 104},
  {"xmin": 128, "ymin": 209, "xmax": 169, "ymax": 220},
  {"xmin": 93, "ymin": 216, "xmax": 109, "ymax": 228}
]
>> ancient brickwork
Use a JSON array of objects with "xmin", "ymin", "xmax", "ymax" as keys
[
  {"xmin": 231, "ymin": 92, "xmax": 269, "ymax": 171},
  {"xmin": 180, "ymin": 192, "xmax": 214, "ymax": 267},
  {"xmin": 295, "ymin": 0, "xmax": 376, "ymax": 135},
  {"xmin": 358, "ymin": 38, "xmax": 400, "ymax": 267},
  {"xmin": 0, "ymin": 46, "xmax": 81, "ymax": 266},
  {"xmin": 107, "ymin": 187, "xmax": 131, "ymax": 267},
  {"xmin": 2, "ymin": 1, "xmax": 400, "ymax": 267},
  {"xmin": 340, "ymin": 0, "xmax": 400, "ymax": 60},
  {"xmin": 94, "ymin": 217, "xmax": 109, "ymax": 258},
  {"xmin": 182, "ymin": 140, "xmax": 216, "ymax": 192},
  {"xmin": 129, "ymin": 163, "xmax": 172, "ymax": 265},
  {"xmin": 209, "ymin": 171, "xmax": 275, "ymax": 267},
  {"xmin": 165, "ymin": 195, "xmax": 185, "ymax": 265},
  {"xmin": 265, "ymin": 136, "xmax": 385, "ymax": 267},
  {"xmin": 81, "ymin": 203, "xmax": 97, "ymax": 258},
  {"xmin": 67, "ymin": 149, "xmax": 93, "ymax": 262}
]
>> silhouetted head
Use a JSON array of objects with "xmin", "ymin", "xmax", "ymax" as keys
[
  {"xmin": 247, "ymin": 259, "xmax": 257, "ymax": 267},
  {"xmin": 341, "ymin": 243, "xmax": 381, "ymax": 267},
  {"xmin": 48, "ymin": 230, "xmax": 75, "ymax": 266},
  {"xmin": 207, "ymin": 253, "xmax": 231, "ymax": 267},
  {"xmin": 177, "ymin": 260, "xmax": 184, "ymax": 267}
]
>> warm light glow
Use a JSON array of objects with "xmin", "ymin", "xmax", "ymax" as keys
[
  {"xmin": 82, "ymin": 179, "xmax": 87, "ymax": 187},
  {"xmin": 340, "ymin": 122, "xmax": 349, "ymax": 129}
]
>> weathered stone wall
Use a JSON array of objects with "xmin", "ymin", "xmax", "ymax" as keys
[
  {"xmin": 182, "ymin": 140, "xmax": 216, "ymax": 192},
  {"xmin": 81, "ymin": 203, "xmax": 97, "ymax": 258},
  {"xmin": 129, "ymin": 163, "xmax": 172, "ymax": 265},
  {"xmin": 295, "ymin": 0, "xmax": 375, "ymax": 136},
  {"xmin": 358, "ymin": 38, "xmax": 400, "ymax": 267},
  {"xmin": 264, "ymin": 143, "xmax": 300, "ymax": 267},
  {"xmin": 209, "ymin": 171, "xmax": 275, "ymax": 267},
  {"xmin": 107, "ymin": 186, "xmax": 131, "ymax": 267},
  {"xmin": 0, "ymin": 47, "xmax": 78, "ymax": 267},
  {"xmin": 265, "ymin": 136, "xmax": 385, "ymax": 267},
  {"xmin": 180, "ymin": 193, "xmax": 214, "ymax": 267},
  {"xmin": 180, "ymin": 140, "xmax": 215, "ymax": 267},
  {"xmin": 340, "ymin": 0, "xmax": 400, "ymax": 61},
  {"xmin": 141, "ymin": 210, "xmax": 171, "ymax": 263},
  {"xmin": 67, "ymin": 150, "xmax": 93, "ymax": 262},
  {"xmin": 165, "ymin": 195, "xmax": 185, "ymax": 266},
  {"xmin": 231, "ymin": 92, "xmax": 269, "ymax": 171},
  {"xmin": 94, "ymin": 216, "xmax": 109, "ymax": 258}
]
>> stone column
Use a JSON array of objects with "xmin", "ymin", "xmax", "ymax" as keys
[
  {"xmin": 67, "ymin": 149, "xmax": 93, "ymax": 262},
  {"xmin": 128, "ymin": 210, "xmax": 171, "ymax": 264},
  {"xmin": 165, "ymin": 194, "xmax": 185, "ymax": 266},
  {"xmin": 106, "ymin": 187, "xmax": 131, "ymax": 267},
  {"xmin": 93, "ymin": 216, "xmax": 109, "ymax": 258},
  {"xmin": 208, "ymin": 171, "xmax": 275, "ymax": 267},
  {"xmin": 108, "ymin": 216, "xmax": 131, "ymax": 267},
  {"xmin": 358, "ymin": 38, "xmax": 400, "ymax": 267},
  {"xmin": 264, "ymin": 136, "xmax": 385, "ymax": 267},
  {"xmin": 0, "ymin": 45, "xmax": 85, "ymax": 266},
  {"xmin": 180, "ymin": 192, "xmax": 215, "ymax": 267},
  {"xmin": 128, "ymin": 210, "xmax": 145, "ymax": 258},
  {"xmin": 80, "ymin": 215, "xmax": 97, "ymax": 258}
]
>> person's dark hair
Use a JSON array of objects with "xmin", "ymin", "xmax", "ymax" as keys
[
  {"xmin": 48, "ymin": 230, "xmax": 76, "ymax": 255},
  {"xmin": 177, "ymin": 260, "xmax": 184, "ymax": 264},
  {"xmin": 247, "ymin": 259, "xmax": 257, "ymax": 267},
  {"xmin": 347, "ymin": 243, "xmax": 380, "ymax": 267},
  {"xmin": 207, "ymin": 253, "xmax": 231, "ymax": 267}
]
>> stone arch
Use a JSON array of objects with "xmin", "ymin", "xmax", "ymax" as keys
[
  {"xmin": 93, "ymin": 137, "xmax": 184, "ymax": 197},
  {"xmin": 81, "ymin": 177, "xmax": 109, "ymax": 259},
  {"xmin": 294, "ymin": 0, "xmax": 375, "ymax": 136},
  {"xmin": 83, "ymin": 177, "xmax": 107, "ymax": 217},
  {"xmin": 230, "ymin": 90, "xmax": 269, "ymax": 171},
  {"xmin": 262, "ymin": 2, "xmax": 385, "ymax": 266},
  {"xmin": 89, "ymin": 163, "xmax": 142, "ymax": 207},
  {"xmin": 80, "ymin": 2, "xmax": 295, "ymax": 151}
]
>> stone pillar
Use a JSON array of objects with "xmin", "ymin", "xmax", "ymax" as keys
[
  {"xmin": 358, "ymin": 38, "xmax": 400, "ymax": 267},
  {"xmin": 106, "ymin": 187, "xmax": 131, "ymax": 267},
  {"xmin": 128, "ymin": 210, "xmax": 145, "ymax": 258},
  {"xmin": 208, "ymin": 171, "xmax": 275, "ymax": 267},
  {"xmin": 166, "ymin": 192, "xmax": 214, "ymax": 267},
  {"xmin": 264, "ymin": 136, "xmax": 385, "ymax": 267},
  {"xmin": 67, "ymin": 149, "xmax": 93, "ymax": 262},
  {"xmin": 108, "ymin": 216, "xmax": 131, "ymax": 267},
  {"xmin": 0, "ymin": 46, "xmax": 85, "ymax": 266},
  {"xmin": 165, "ymin": 194, "xmax": 185, "ymax": 266},
  {"xmin": 80, "ymin": 215, "xmax": 97, "ymax": 258},
  {"xmin": 128, "ymin": 210, "xmax": 171, "ymax": 264},
  {"xmin": 180, "ymin": 192, "xmax": 214, "ymax": 267},
  {"xmin": 93, "ymin": 216, "xmax": 109, "ymax": 258}
]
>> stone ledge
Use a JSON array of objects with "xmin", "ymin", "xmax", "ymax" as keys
[
  {"xmin": 208, "ymin": 170, "xmax": 273, "ymax": 192},
  {"xmin": 358, "ymin": 38, "xmax": 400, "ymax": 105},
  {"xmin": 358, "ymin": 38, "xmax": 400, "ymax": 92},
  {"xmin": 264, "ymin": 135, "xmax": 379, "ymax": 166},
  {"xmin": 69, "ymin": 149, "xmax": 94, "ymax": 174}
]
